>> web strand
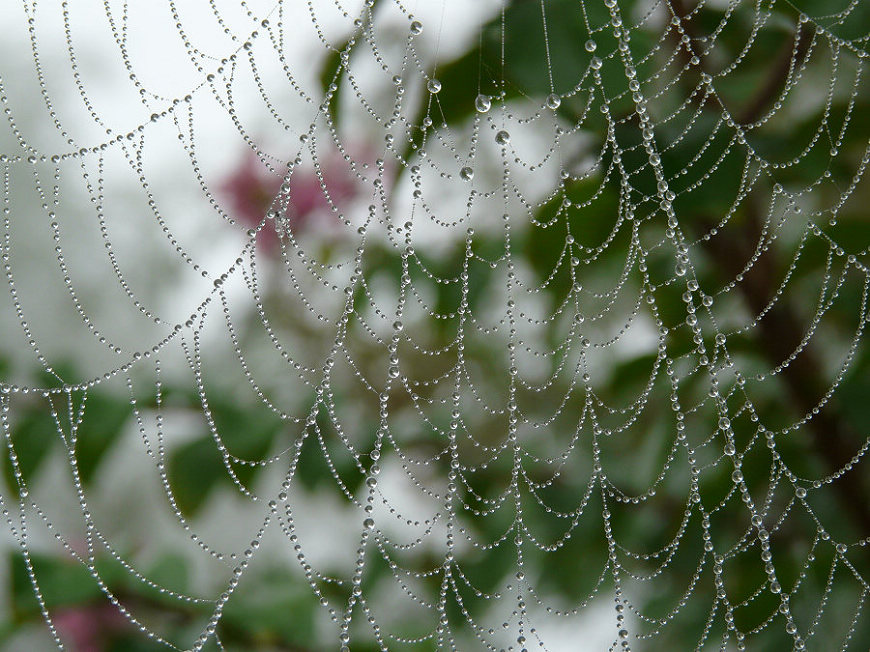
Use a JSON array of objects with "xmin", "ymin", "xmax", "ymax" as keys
[{"xmin": 1, "ymin": 0, "xmax": 870, "ymax": 650}]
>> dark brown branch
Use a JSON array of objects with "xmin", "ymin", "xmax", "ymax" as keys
[
  {"xmin": 667, "ymin": 0, "xmax": 870, "ymax": 535},
  {"xmin": 737, "ymin": 23, "xmax": 814, "ymax": 126},
  {"xmin": 670, "ymin": 0, "xmax": 815, "ymax": 126},
  {"xmin": 701, "ymin": 212, "xmax": 870, "ymax": 537}
]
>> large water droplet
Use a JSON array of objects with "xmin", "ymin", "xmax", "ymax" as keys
[
  {"xmin": 427, "ymin": 79, "xmax": 442, "ymax": 94},
  {"xmin": 410, "ymin": 20, "xmax": 423, "ymax": 35},
  {"xmin": 495, "ymin": 130, "xmax": 510, "ymax": 146},
  {"xmin": 459, "ymin": 166, "xmax": 474, "ymax": 181},
  {"xmin": 585, "ymin": 39, "xmax": 597, "ymax": 53},
  {"xmin": 474, "ymin": 94, "xmax": 491, "ymax": 113},
  {"xmin": 546, "ymin": 93, "xmax": 561, "ymax": 110}
]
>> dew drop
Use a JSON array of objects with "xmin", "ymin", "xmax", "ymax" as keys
[
  {"xmin": 475, "ymin": 94, "xmax": 491, "ymax": 113},
  {"xmin": 427, "ymin": 79, "xmax": 442, "ymax": 94},
  {"xmin": 459, "ymin": 166, "xmax": 474, "ymax": 181}
]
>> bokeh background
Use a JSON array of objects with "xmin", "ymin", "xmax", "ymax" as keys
[{"xmin": 1, "ymin": 0, "xmax": 869, "ymax": 650}]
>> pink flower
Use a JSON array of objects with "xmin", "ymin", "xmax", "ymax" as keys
[
  {"xmin": 220, "ymin": 149, "xmax": 364, "ymax": 253},
  {"xmin": 54, "ymin": 603, "xmax": 129, "ymax": 651}
]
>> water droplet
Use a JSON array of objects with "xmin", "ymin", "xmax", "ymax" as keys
[
  {"xmin": 546, "ymin": 93, "xmax": 561, "ymax": 110},
  {"xmin": 459, "ymin": 166, "xmax": 474, "ymax": 181},
  {"xmin": 585, "ymin": 39, "xmax": 597, "ymax": 53},
  {"xmin": 363, "ymin": 518, "xmax": 375, "ymax": 529},
  {"xmin": 495, "ymin": 130, "xmax": 510, "ymax": 145},
  {"xmin": 427, "ymin": 78, "xmax": 441, "ymax": 94},
  {"xmin": 410, "ymin": 20, "xmax": 423, "ymax": 35},
  {"xmin": 591, "ymin": 56, "xmax": 603, "ymax": 70},
  {"xmin": 475, "ymin": 94, "xmax": 491, "ymax": 113}
]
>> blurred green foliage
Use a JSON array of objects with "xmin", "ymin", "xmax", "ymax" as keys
[{"xmin": 3, "ymin": 0, "xmax": 870, "ymax": 649}]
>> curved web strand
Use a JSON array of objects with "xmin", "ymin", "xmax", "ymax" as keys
[{"xmin": 0, "ymin": 0, "xmax": 869, "ymax": 650}]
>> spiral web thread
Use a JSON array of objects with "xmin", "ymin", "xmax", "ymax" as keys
[{"xmin": 1, "ymin": 0, "xmax": 870, "ymax": 649}]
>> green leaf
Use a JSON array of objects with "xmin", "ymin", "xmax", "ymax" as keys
[
  {"xmin": 319, "ymin": 0, "xmax": 385, "ymax": 130},
  {"xmin": 76, "ymin": 392, "xmax": 130, "ymax": 485},
  {"xmin": 168, "ymin": 395, "xmax": 285, "ymax": 516},
  {"xmin": 401, "ymin": 0, "xmax": 605, "ymax": 162},
  {"xmin": 209, "ymin": 400, "xmax": 283, "ymax": 464},
  {"xmin": 319, "ymin": 43, "xmax": 346, "ymax": 127},
  {"xmin": 146, "ymin": 554, "xmax": 189, "ymax": 597},
  {"xmin": 11, "ymin": 553, "xmax": 103, "ymax": 614},
  {"xmin": 219, "ymin": 567, "xmax": 317, "ymax": 648},
  {"xmin": 3, "ymin": 410, "xmax": 57, "ymax": 495},
  {"xmin": 168, "ymin": 437, "xmax": 225, "ymax": 517},
  {"xmin": 108, "ymin": 637, "xmax": 169, "ymax": 652},
  {"xmin": 501, "ymin": 0, "xmax": 594, "ymax": 97},
  {"xmin": 295, "ymin": 410, "xmax": 366, "ymax": 494}
]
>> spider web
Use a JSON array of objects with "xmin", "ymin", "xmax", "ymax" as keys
[{"xmin": 1, "ymin": 0, "xmax": 870, "ymax": 649}]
